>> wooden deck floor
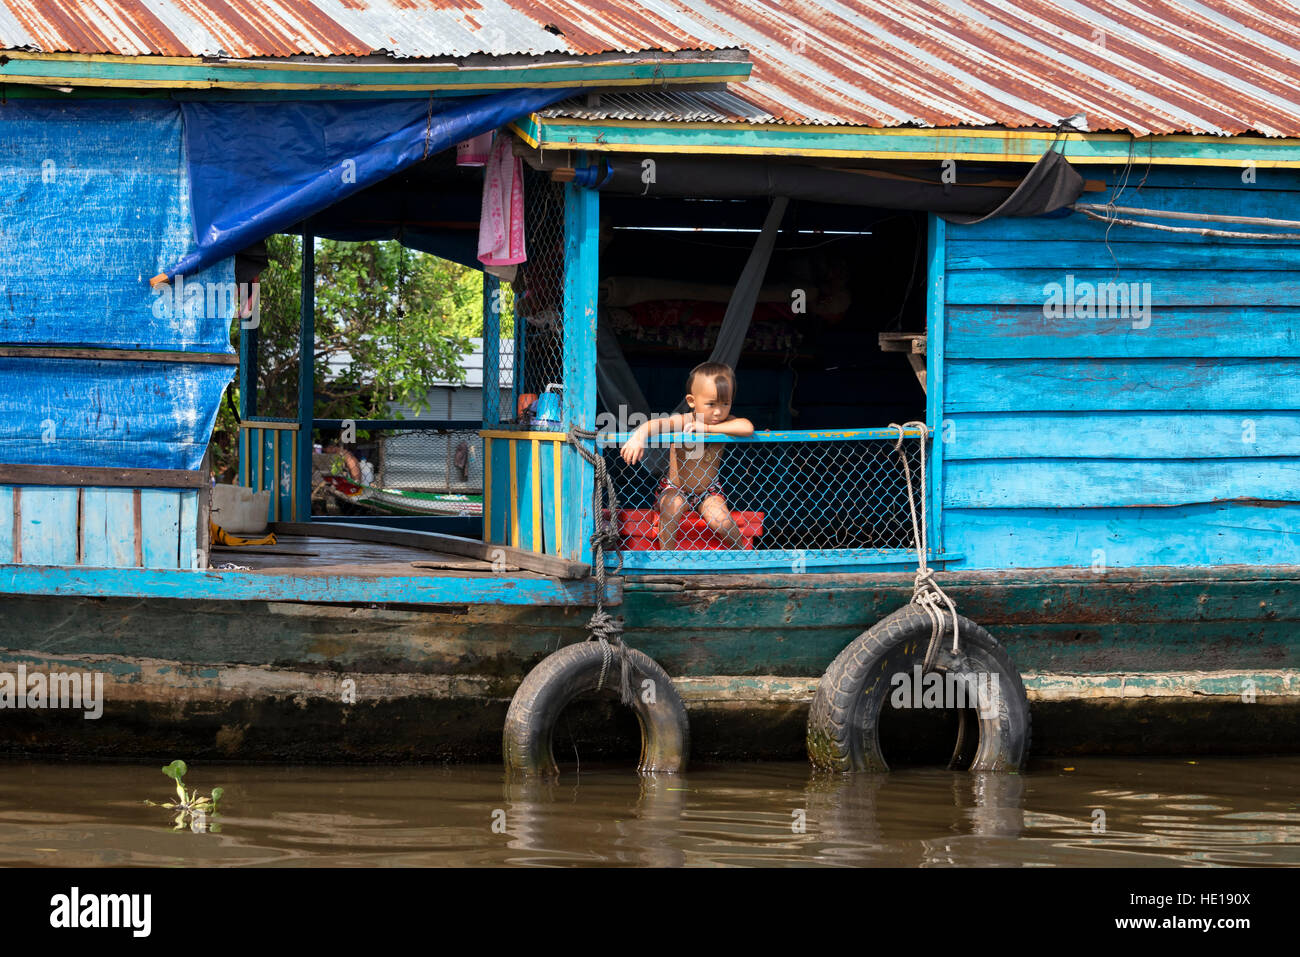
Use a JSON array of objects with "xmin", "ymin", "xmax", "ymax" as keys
[{"xmin": 212, "ymin": 534, "xmax": 537, "ymax": 578}]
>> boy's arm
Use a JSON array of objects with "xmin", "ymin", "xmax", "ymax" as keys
[
  {"xmin": 693, "ymin": 416, "xmax": 755, "ymax": 437},
  {"xmin": 620, "ymin": 412, "xmax": 688, "ymax": 463}
]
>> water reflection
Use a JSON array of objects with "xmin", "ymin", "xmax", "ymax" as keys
[{"xmin": 0, "ymin": 758, "xmax": 1294, "ymax": 867}]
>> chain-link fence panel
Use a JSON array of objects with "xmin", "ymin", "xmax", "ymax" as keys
[
  {"xmin": 505, "ymin": 168, "xmax": 565, "ymax": 425},
  {"xmin": 313, "ymin": 426, "xmax": 484, "ymax": 517},
  {"xmin": 600, "ymin": 432, "xmax": 926, "ymax": 553}
]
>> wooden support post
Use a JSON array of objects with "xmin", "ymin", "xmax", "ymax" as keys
[
  {"xmin": 924, "ymin": 213, "xmax": 946, "ymax": 558},
  {"xmin": 561, "ymin": 169, "xmax": 599, "ymax": 566},
  {"xmin": 296, "ymin": 232, "xmax": 315, "ymax": 523},
  {"xmin": 482, "ymin": 272, "xmax": 501, "ymax": 427}
]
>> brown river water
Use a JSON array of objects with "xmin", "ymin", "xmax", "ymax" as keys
[{"xmin": 0, "ymin": 756, "xmax": 1296, "ymax": 867}]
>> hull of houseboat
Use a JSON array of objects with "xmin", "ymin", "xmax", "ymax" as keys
[{"xmin": 0, "ymin": 564, "xmax": 1295, "ymax": 763}]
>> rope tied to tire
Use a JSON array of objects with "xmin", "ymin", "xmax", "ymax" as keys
[
  {"xmin": 889, "ymin": 421, "xmax": 961, "ymax": 673},
  {"xmin": 566, "ymin": 425, "xmax": 634, "ymax": 706}
]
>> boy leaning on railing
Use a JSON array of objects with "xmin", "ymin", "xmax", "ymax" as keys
[{"xmin": 619, "ymin": 361, "xmax": 755, "ymax": 549}]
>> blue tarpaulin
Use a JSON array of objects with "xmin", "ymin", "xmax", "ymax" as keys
[
  {"xmin": 0, "ymin": 99, "xmax": 235, "ymax": 470},
  {"xmin": 168, "ymin": 88, "xmax": 577, "ymax": 279},
  {"xmin": 0, "ymin": 100, "xmax": 235, "ymax": 353},
  {"xmin": 0, "ymin": 357, "xmax": 231, "ymax": 470}
]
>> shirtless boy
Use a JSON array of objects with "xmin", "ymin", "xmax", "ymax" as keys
[{"xmin": 619, "ymin": 361, "xmax": 755, "ymax": 549}]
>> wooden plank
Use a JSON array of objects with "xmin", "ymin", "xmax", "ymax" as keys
[
  {"xmin": 551, "ymin": 440, "xmax": 563, "ymax": 556},
  {"xmin": 563, "ymin": 178, "xmax": 600, "ymax": 565},
  {"xmin": 11, "ymin": 489, "xmax": 19, "ymax": 563},
  {"xmin": 944, "ymin": 358, "xmax": 1300, "ymax": 412},
  {"xmin": 944, "ymin": 458, "xmax": 1300, "ymax": 509},
  {"xmin": 18, "ymin": 487, "xmax": 78, "ymax": 566},
  {"xmin": 479, "ymin": 429, "xmax": 569, "ymax": 441},
  {"xmin": 946, "ymin": 239, "xmax": 1300, "ymax": 272},
  {"xmin": 0, "ymin": 346, "xmax": 237, "ymax": 364},
  {"xmin": 79, "ymin": 488, "xmax": 109, "ymax": 564},
  {"xmin": 508, "ymin": 439, "xmax": 519, "ymax": 550},
  {"xmin": 133, "ymin": 490, "xmax": 143, "ymax": 567},
  {"xmin": 140, "ymin": 489, "xmax": 182, "ymax": 568},
  {"xmin": 0, "ymin": 564, "xmax": 620, "ymax": 606},
  {"xmin": 178, "ymin": 489, "xmax": 199, "ymax": 569},
  {"xmin": 0, "ymin": 464, "xmax": 205, "ymax": 488},
  {"xmin": 943, "ymin": 502, "xmax": 1300, "ymax": 570},
  {"xmin": 0, "ymin": 487, "xmax": 12, "ymax": 563},
  {"xmin": 272, "ymin": 522, "xmax": 592, "ymax": 580},
  {"xmin": 104, "ymin": 488, "xmax": 138, "ymax": 568},
  {"xmin": 491, "ymin": 438, "xmax": 510, "ymax": 547},
  {"xmin": 942, "ymin": 411, "xmax": 1300, "ymax": 459},
  {"xmin": 482, "ymin": 436, "xmax": 492, "ymax": 543},
  {"xmin": 529, "ymin": 438, "xmax": 541, "ymax": 553},
  {"xmin": 946, "ymin": 305, "xmax": 1300, "ymax": 359},
  {"xmin": 947, "ymin": 269, "xmax": 1300, "ymax": 307}
]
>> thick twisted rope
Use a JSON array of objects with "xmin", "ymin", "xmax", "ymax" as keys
[
  {"xmin": 889, "ymin": 421, "xmax": 961, "ymax": 672},
  {"xmin": 566, "ymin": 425, "xmax": 634, "ymax": 706}
]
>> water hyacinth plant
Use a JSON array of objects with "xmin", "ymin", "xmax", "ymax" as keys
[{"xmin": 145, "ymin": 760, "xmax": 225, "ymax": 832}]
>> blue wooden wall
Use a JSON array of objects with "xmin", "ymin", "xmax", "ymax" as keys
[
  {"xmin": 0, "ymin": 486, "xmax": 201, "ymax": 569},
  {"xmin": 939, "ymin": 166, "xmax": 1300, "ymax": 569}
]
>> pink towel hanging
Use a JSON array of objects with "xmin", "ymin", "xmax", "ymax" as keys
[{"xmin": 478, "ymin": 132, "xmax": 526, "ymax": 267}]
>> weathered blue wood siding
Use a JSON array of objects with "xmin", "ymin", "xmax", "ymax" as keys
[
  {"xmin": 0, "ymin": 485, "xmax": 200, "ymax": 568},
  {"xmin": 940, "ymin": 166, "xmax": 1300, "ymax": 569}
]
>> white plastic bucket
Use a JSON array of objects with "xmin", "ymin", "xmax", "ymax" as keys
[{"xmin": 211, "ymin": 484, "xmax": 271, "ymax": 535}]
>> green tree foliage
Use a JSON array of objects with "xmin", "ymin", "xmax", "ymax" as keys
[{"xmin": 214, "ymin": 236, "xmax": 512, "ymax": 479}]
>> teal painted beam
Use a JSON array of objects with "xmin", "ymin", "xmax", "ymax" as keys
[
  {"xmin": 0, "ymin": 565, "xmax": 619, "ymax": 606},
  {"xmin": 0, "ymin": 56, "xmax": 749, "ymax": 92},
  {"xmin": 596, "ymin": 427, "xmax": 926, "ymax": 444},
  {"xmin": 532, "ymin": 121, "xmax": 1300, "ymax": 167},
  {"xmin": 562, "ymin": 172, "xmax": 599, "ymax": 565},
  {"xmin": 611, "ymin": 549, "xmax": 962, "ymax": 573}
]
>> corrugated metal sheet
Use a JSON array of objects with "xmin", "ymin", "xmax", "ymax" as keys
[
  {"xmin": 541, "ymin": 89, "xmax": 776, "ymax": 124},
  {"xmin": 4, "ymin": 1, "xmax": 1300, "ymax": 135}
]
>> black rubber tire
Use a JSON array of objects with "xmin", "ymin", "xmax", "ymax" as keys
[
  {"xmin": 807, "ymin": 604, "xmax": 1031, "ymax": 772},
  {"xmin": 503, "ymin": 641, "xmax": 690, "ymax": 776}
]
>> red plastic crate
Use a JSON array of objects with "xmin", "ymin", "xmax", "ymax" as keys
[{"xmin": 607, "ymin": 508, "xmax": 764, "ymax": 550}]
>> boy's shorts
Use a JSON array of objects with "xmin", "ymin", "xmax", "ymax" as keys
[{"xmin": 658, "ymin": 477, "xmax": 724, "ymax": 512}]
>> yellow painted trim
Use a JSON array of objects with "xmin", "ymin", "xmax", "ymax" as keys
[
  {"xmin": 530, "ymin": 439, "xmax": 542, "ymax": 554},
  {"xmin": 483, "ymin": 438, "xmax": 492, "ymax": 544},
  {"xmin": 553, "ymin": 441, "xmax": 563, "ymax": 557},
  {"xmin": 510, "ymin": 118, "xmax": 542, "ymax": 149},
  {"xmin": 508, "ymin": 441, "xmax": 519, "ymax": 550},
  {"xmin": 479, "ymin": 429, "xmax": 568, "ymax": 441},
  {"xmin": 0, "ymin": 75, "xmax": 711, "ymax": 91},
  {"xmin": 242, "ymin": 420, "xmax": 298, "ymax": 430}
]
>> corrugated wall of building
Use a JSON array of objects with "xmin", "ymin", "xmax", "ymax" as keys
[{"xmin": 939, "ymin": 165, "xmax": 1300, "ymax": 569}]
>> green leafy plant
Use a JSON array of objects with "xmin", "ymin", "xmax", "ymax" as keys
[{"xmin": 145, "ymin": 760, "xmax": 225, "ymax": 831}]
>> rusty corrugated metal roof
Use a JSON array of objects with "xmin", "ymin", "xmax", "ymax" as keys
[{"xmin": 4, "ymin": 1, "xmax": 1300, "ymax": 136}]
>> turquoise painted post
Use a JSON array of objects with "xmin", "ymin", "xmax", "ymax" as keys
[
  {"xmin": 562, "ymin": 173, "xmax": 599, "ymax": 565},
  {"xmin": 925, "ymin": 213, "xmax": 946, "ymax": 558},
  {"xmin": 482, "ymin": 273, "xmax": 500, "ymax": 426},
  {"xmin": 238, "ymin": 322, "xmax": 258, "ymax": 418},
  {"xmin": 295, "ymin": 233, "xmax": 315, "ymax": 522}
]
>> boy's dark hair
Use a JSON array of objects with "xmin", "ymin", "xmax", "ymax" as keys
[{"xmin": 686, "ymin": 361, "xmax": 736, "ymax": 404}]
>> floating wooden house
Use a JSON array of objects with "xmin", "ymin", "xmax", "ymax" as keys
[{"xmin": 1, "ymin": 1, "xmax": 1298, "ymax": 762}]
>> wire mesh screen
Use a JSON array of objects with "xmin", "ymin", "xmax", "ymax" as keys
[
  {"xmin": 507, "ymin": 169, "xmax": 566, "ymax": 421},
  {"xmin": 600, "ymin": 434, "xmax": 926, "ymax": 553},
  {"xmin": 313, "ymin": 427, "xmax": 484, "ymax": 517}
]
